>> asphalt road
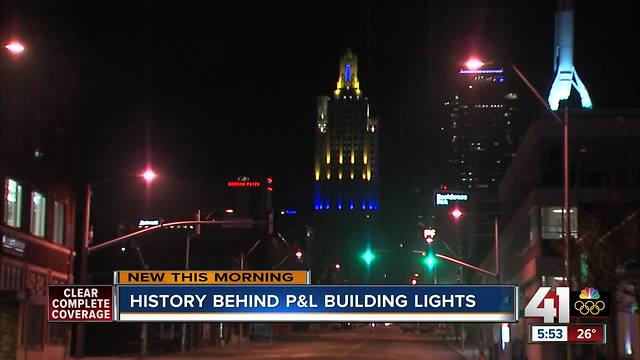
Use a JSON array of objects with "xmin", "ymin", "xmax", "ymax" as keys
[{"xmin": 147, "ymin": 326, "xmax": 466, "ymax": 359}]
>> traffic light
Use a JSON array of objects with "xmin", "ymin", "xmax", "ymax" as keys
[
  {"xmin": 423, "ymin": 227, "xmax": 436, "ymax": 244},
  {"xmin": 423, "ymin": 250, "xmax": 437, "ymax": 271},
  {"xmin": 451, "ymin": 208, "xmax": 463, "ymax": 220},
  {"xmin": 295, "ymin": 248, "xmax": 303, "ymax": 260},
  {"xmin": 361, "ymin": 248, "xmax": 375, "ymax": 266},
  {"xmin": 456, "ymin": 265, "xmax": 463, "ymax": 283},
  {"xmin": 334, "ymin": 263, "xmax": 341, "ymax": 270},
  {"xmin": 410, "ymin": 278, "xmax": 418, "ymax": 285}
]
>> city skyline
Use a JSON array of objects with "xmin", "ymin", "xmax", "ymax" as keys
[
  {"xmin": 3, "ymin": 1, "xmax": 638, "ymax": 217},
  {"xmin": 2, "ymin": 1, "xmax": 640, "ymax": 359}
]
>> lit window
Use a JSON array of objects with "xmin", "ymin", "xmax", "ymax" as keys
[
  {"xmin": 4, "ymin": 178, "xmax": 23, "ymax": 227},
  {"xmin": 53, "ymin": 201, "xmax": 64, "ymax": 244},
  {"xmin": 541, "ymin": 207, "xmax": 578, "ymax": 240},
  {"xmin": 30, "ymin": 192, "xmax": 46, "ymax": 237}
]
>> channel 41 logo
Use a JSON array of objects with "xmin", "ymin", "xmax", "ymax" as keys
[{"xmin": 524, "ymin": 286, "xmax": 609, "ymax": 323}]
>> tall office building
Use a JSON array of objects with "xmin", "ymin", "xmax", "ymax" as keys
[
  {"xmin": 313, "ymin": 49, "xmax": 379, "ymax": 281},
  {"xmin": 442, "ymin": 60, "xmax": 521, "ymax": 192},
  {"xmin": 440, "ymin": 59, "xmax": 524, "ymax": 262}
]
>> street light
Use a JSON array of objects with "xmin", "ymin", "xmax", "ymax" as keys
[
  {"xmin": 511, "ymin": 65, "xmax": 571, "ymax": 290},
  {"xmin": 4, "ymin": 41, "xmax": 25, "ymax": 55},
  {"xmin": 76, "ymin": 168, "xmax": 156, "ymax": 358},
  {"xmin": 464, "ymin": 58, "xmax": 484, "ymax": 70},
  {"xmin": 142, "ymin": 168, "xmax": 156, "ymax": 182}
]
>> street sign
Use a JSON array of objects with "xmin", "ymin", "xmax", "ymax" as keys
[{"xmin": 434, "ymin": 190, "xmax": 469, "ymax": 206}]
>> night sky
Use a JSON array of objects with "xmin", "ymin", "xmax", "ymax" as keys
[{"xmin": 3, "ymin": 0, "xmax": 639, "ymax": 227}]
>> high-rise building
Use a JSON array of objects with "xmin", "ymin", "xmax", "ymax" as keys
[
  {"xmin": 443, "ymin": 59, "xmax": 521, "ymax": 192},
  {"xmin": 440, "ymin": 59, "xmax": 524, "ymax": 262},
  {"xmin": 313, "ymin": 49, "xmax": 380, "ymax": 281}
]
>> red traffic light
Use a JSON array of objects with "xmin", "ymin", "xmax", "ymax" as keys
[
  {"xmin": 334, "ymin": 263, "xmax": 341, "ymax": 270},
  {"xmin": 410, "ymin": 278, "xmax": 418, "ymax": 285},
  {"xmin": 451, "ymin": 208, "xmax": 463, "ymax": 220},
  {"xmin": 295, "ymin": 250, "xmax": 303, "ymax": 259}
]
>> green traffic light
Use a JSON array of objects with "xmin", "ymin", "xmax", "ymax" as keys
[
  {"xmin": 362, "ymin": 248, "xmax": 375, "ymax": 265},
  {"xmin": 423, "ymin": 251, "xmax": 437, "ymax": 270}
]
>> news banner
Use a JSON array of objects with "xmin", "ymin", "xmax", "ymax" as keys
[{"xmin": 47, "ymin": 270, "xmax": 608, "ymax": 344}]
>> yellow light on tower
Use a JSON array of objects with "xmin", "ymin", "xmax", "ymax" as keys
[
  {"xmin": 315, "ymin": 169, "xmax": 320, "ymax": 181},
  {"xmin": 351, "ymin": 152, "xmax": 355, "ymax": 164},
  {"xmin": 326, "ymin": 153, "xmax": 330, "ymax": 164},
  {"xmin": 338, "ymin": 170, "xmax": 342, "ymax": 180},
  {"xmin": 350, "ymin": 170, "xmax": 354, "ymax": 180},
  {"xmin": 363, "ymin": 153, "xmax": 368, "ymax": 165},
  {"xmin": 327, "ymin": 171, "xmax": 331, "ymax": 180},
  {"xmin": 366, "ymin": 169, "xmax": 371, "ymax": 181},
  {"xmin": 339, "ymin": 153, "xmax": 343, "ymax": 164}
]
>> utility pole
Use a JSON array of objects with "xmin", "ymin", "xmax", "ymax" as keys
[{"xmin": 181, "ymin": 210, "xmax": 199, "ymax": 353}]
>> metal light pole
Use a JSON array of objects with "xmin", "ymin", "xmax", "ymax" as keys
[
  {"xmin": 511, "ymin": 65, "xmax": 570, "ymax": 285},
  {"xmin": 563, "ymin": 108, "xmax": 571, "ymax": 289},
  {"xmin": 512, "ymin": 65, "xmax": 572, "ymax": 360},
  {"xmin": 494, "ymin": 217, "xmax": 500, "ymax": 283},
  {"xmin": 76, "ymin": 170, "xmax": 156, "ymax": 358},
  {"xmin": 75, "ymin": 183, "xmax": 92, "ymax": 358},
  {"xmin": 181, "ymin": 231, "xmax": 192, "ymax": 353}
]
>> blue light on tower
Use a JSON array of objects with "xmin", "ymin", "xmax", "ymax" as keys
[{"xmin": 345, "ymin": 64, "xmax": 351, "ymax": 83}]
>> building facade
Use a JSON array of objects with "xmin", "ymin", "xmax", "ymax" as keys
[
  {"xmin": 313, "ymin": 49, "xmax": 380, "ymax": 282},
  {"xmin": 481, "ymin": 111, "xmax": 640, "ymax": 360},
  {"xmin": 1, "ymin": 31, "xmax": 79, "ymax": 359}
]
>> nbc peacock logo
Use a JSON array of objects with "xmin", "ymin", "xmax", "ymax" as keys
[
  {"xmin": 571, "ymin": 287, "xmax": 609, "ymax": 318},
  {"xmin": 579, "ymin": 287, "xmax": 600, "ymax": 300}
]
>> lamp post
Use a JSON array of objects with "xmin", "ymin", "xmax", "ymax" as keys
[
  {"xmin": 75, "ymin": 168, "xmax": 156, "ymax": 358},
  {"xmin": 511, "ymin": 65, "xmax": 571, "ymax": 288},
  {"xmin": 512, "ymin": 65, "xmax": 573, "ymax": 360}
]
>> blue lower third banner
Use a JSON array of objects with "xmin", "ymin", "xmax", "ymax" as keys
[{"xmin": 116, "ymin": 285, "xmax": 518, "ymax": 322}]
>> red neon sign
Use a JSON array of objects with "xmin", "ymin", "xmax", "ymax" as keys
[{"xmin": 227, "ymin": 181, "xmax": 261, "ymax": 188}]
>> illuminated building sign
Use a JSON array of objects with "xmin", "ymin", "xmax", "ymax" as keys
[
  {"xmin": 280, "ymin": 210, "xmax": 297, "ymax": 215},
  {"xmin": 227, "ymin": 181, "xmax": 261, "ymax": 188},
  {"xmin": 458, "ymin": 68, "xmax": 504, "ymax": 74},
  {"xmin": 423, "ymin": 228, "xmax": 436, "ymax": 238},
  {"xmin": 138, "ymin": 219, "xmax": 161, "ymax": 228},
  {"xmin": 434, "ymin": 191, "xmax": 469, "ymax": 206}
]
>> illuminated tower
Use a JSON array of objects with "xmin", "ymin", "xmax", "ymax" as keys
[
  {"xmin": 441, "ymin": 58, "xmax": 524, "ymax": 263},
  {"xmin": 443, "ymin": 59, "xmax": 521, "ymax": 192},
  {"xmin": 312, "ymin": 49, "xmax": 379, "ymax": 281},
  {"xmin": 314, "ymin": 49, "xmax": 379, "ymax": 212}
]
